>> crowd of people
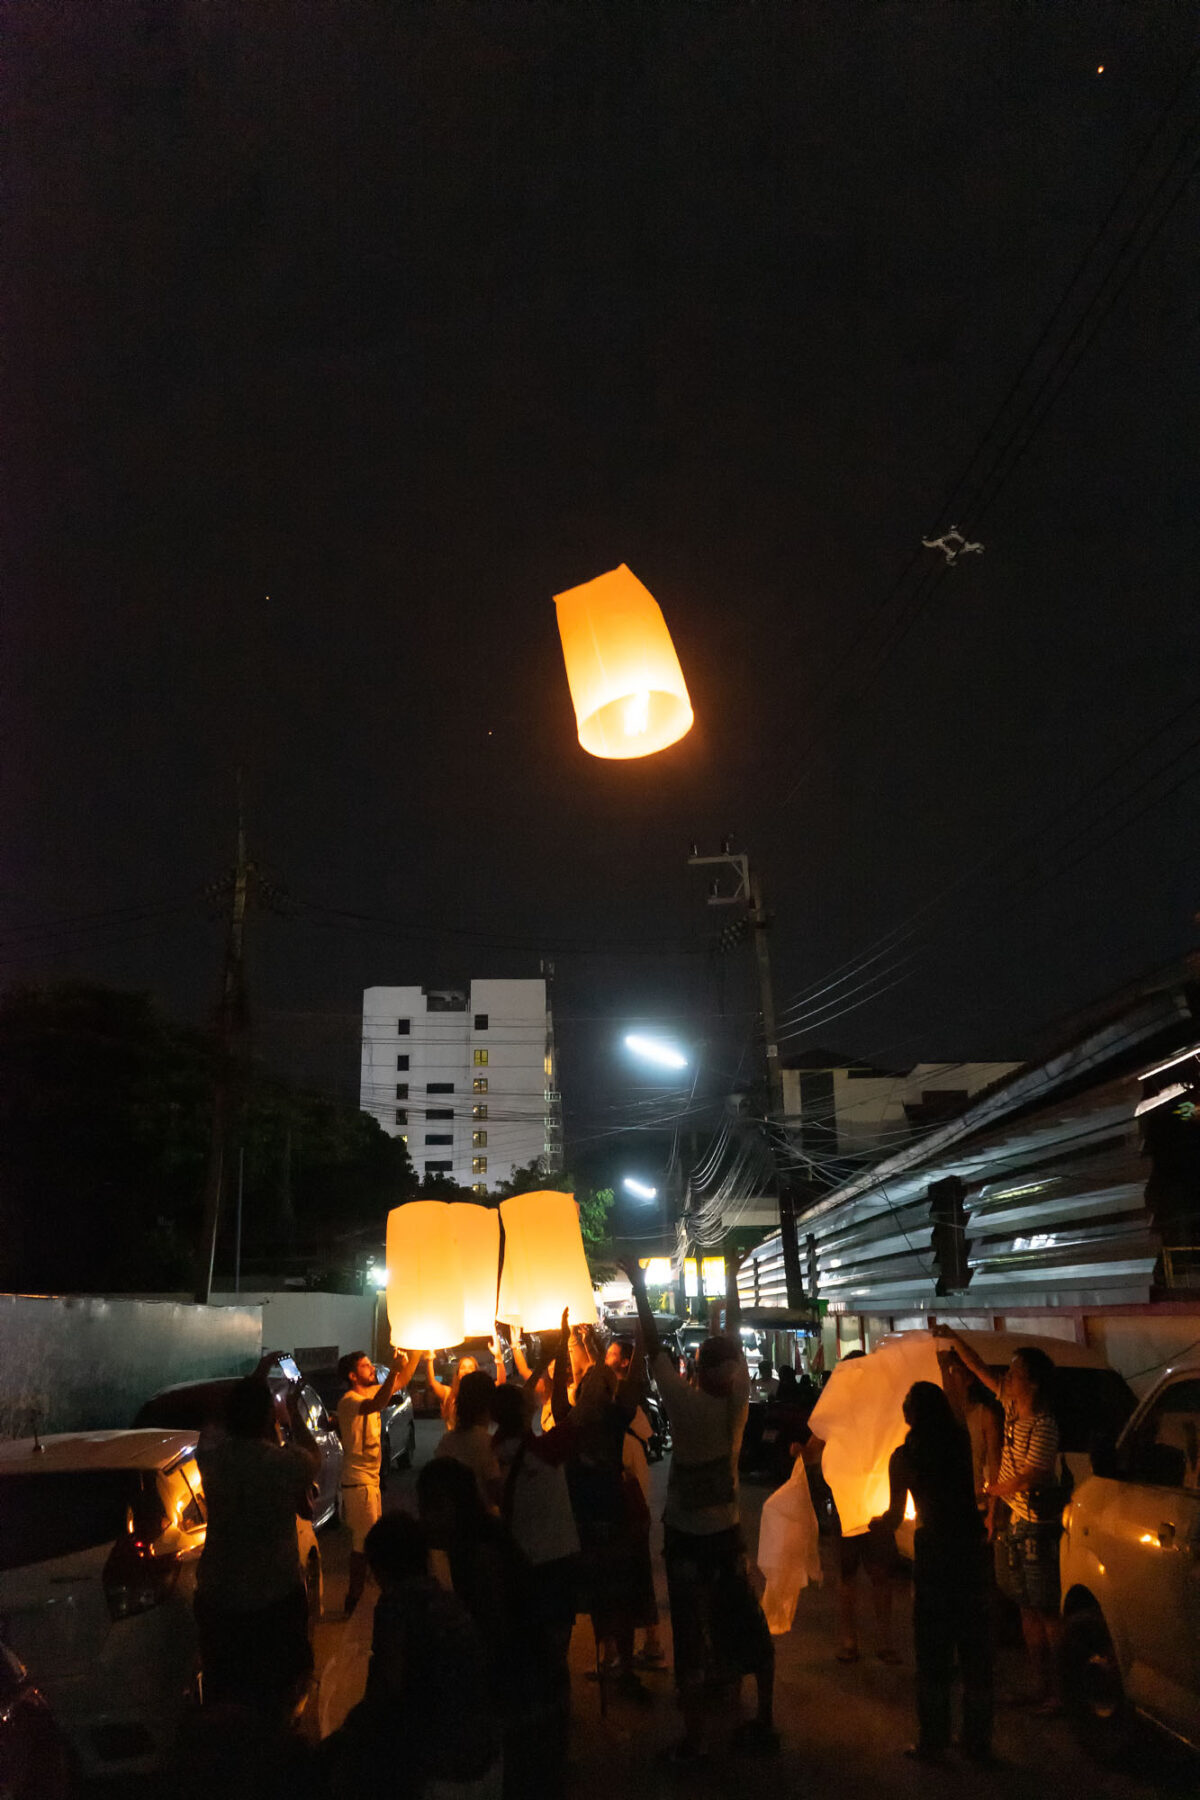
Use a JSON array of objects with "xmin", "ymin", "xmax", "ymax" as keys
[{"xmin": 185, "ymin": 1282, "xmax": 1073, "ymax": 1794}]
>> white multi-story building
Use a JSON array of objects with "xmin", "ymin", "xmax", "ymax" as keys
[{"xmin": 360, "ymin": 978, "xmax": 560, "ymax": 1193}]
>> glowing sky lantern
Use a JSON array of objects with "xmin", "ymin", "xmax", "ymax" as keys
[
  {"xmin": 385, "ymin": 1202, "xmax": 466, "ymax": 1350},
  {"xmin": 451, "ymin": 1202, "xmax": 501, "ymax": 1339},
  {"xmin": 497, "ymin": 1190, "xmax": 598, "ymax": 1331},
  {"xmin": 807, "ymin": 1334, "xmax": 942, "ymax": 1535},
  {"xmin": 553, "ymin": 564, "xmax": 693, "ymax": 759}
]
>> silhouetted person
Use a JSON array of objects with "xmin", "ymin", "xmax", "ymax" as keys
[{"xmin": 872, "ymin": 1381, "xmax": 994, "ymax": 1765}]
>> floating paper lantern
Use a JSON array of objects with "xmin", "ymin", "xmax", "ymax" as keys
[
  {"xmin": 553, "ymin": 564, "xmax": 693, "ymax": 759},
  {"xmin": 385, "ymin": 1202, "xmax": 466, "ymax": 1350},
  {"xmin": 451, "ymin": 1202, "xmax": 501, "ymax": 1338},
  {"xmin": 497, "ymin": 1190, "xmax": 598, "ymax": 1331}
]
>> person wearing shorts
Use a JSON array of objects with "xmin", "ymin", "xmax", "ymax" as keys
[{"xmin": 337, "ymin": 1346, "xmax": 420, "ymax": 1615}]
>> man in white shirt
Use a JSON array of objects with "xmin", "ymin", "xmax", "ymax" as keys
[
  {"xmin": 337, "ymin": 1346, "xmax": 420, "ymax": 1615},
  {"xmin": 623, "ymin": 1259, "xmax": 777, "ymax": 1759}
]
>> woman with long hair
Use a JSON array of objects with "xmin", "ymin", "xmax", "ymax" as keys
[{"xmin": 871, "ymin": 1381, "xmax": 993, "ymax": 1764}]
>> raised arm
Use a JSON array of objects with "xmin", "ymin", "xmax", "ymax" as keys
[
  {"xmin": 931, "ymin": 1325, "xmax": 1000, "ymax": 1398},
  {"xmin": 425, "ymin": 1352, "xmax": 451, "ymax": 1405},
  {"xmin": 619, "ymin": 1257, "xmax": 661, "ymax": 1361},
  {"xmin": 509, "ymin": 1330, "xmax": 534, "ymax": 1384},
  {"xmin": 491, "ymin": 1332, "xmax": 508, "ymax": 1387},
  {"xmin": 360, "ymin": 1347, "xmax": 421, "ymax": 1416},
  {"xmin": 550, "ymin": 1309, "xmax": 572, "ymax": 1427}
]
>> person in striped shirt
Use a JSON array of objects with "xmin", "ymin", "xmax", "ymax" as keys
[{"xmin": 932, "ymin": 1329, "xmax": 1064, "ymax": 1711}]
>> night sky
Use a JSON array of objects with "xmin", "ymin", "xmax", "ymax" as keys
[{"xmin": 5, "ymin": 2, "xmax": 1199, "ymax": 1153}]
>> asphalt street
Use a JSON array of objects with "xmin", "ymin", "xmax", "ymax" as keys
[{"xmin": 308, "ymin": 1418, "xmax": 1195, "ymax": 1800}]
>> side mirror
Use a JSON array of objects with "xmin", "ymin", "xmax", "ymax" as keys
[{"xmin": 1089, "ymin": 1431, "xmax": 1119, "ymax": 1479}]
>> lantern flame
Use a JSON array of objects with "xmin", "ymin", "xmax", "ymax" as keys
[{"xmin": 553, "ymin": 565, "xmax": 693, "ymax": 759}]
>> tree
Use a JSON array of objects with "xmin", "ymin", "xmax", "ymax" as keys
[{"xmin": 0, "ymin": 980, "xmax": 418, "ymax": 1295}]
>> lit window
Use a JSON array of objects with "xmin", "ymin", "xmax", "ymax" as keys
[
  {"xmin": 396, "ymin": 1083, "xmax": 408, "ymax": 1100},
  {"xmin": 396, "ymin": 1054, "xmax": 409, "ymax": 1071},
  {"xmin": 397, "ymin": 1019, "xmax": 410, "ymax": 1035},
  {"xmin": 427, "ymin": 1082, "xmax": 455, "ymax": 1094},
  {"xmin": 473, "ymin": 1077, "xmax": 489, "ymax": 1094},
  {"xmin": 425, "ymin": 1133, "xmax": 453, "ymax": 1145},
  {"xmin": 472, "ymin": 1182, "xmax": 487, "ymax": 1195},
  {"xmin": 473, "ymin": 1129, "xmax": 487, "ymax": 1148},
  {"xmin": 474, "ymin": 1049, "xmax": 489, "ymax": 1066},
  {"xmin": 472, "ymin": 1156, "xmax": 487, "ymax": 1175},
  {"xmin": 473, "ymin": 1103, "xmax": 488, "ymax": 1120},
  {"xmin": 474, "ymin": 1013, "xmax": 489, "ymax": 1031},
  {"xmin": 400, "ymin": 1133, "xmax": 409, "ymax": 1144}
]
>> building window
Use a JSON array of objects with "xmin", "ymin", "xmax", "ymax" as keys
[
  {"xmin": 396, "ymin": 1054, "xmax": 409, "ymax": 1071},
  {"xmin": 472, "ymin": 1156, "xmax": 487, "ymax": 1175},
  {"xmin": 472, "ymin": 1182, "xmax": 487, "ymax": 1196},
  {"xmin": 425, "ymin": 1133, "xmax": 453, "ymax": 1146},
  {"xmin": 395, "ymin": 1109, "xmax": 407, "ymax": 1126},
  {"xmin": 426, "ymin": 1108, "xmax": 453, "ymax": 1120},
  {"xmin": 397, "ymin": 1019, "xmax": 410, "ymax": 1035},
  {"xmin": 473, "ymin": 1103, "xmax": 488, "ymax": 1120},
  {"xmin": 473, "ymin": 1077, "xmax": 488, "ymax": 1094},
  {"xmin": 427, "ymin": 1082, "xmax": 455, "ymax": 1094},
  {"xmin": 396, "ymin": 1083, "xmax": 409, "ymax": 1100},
  {"xmin": 473, "ymin": 1130, "xmax": 487, "ymax": 1148},
  {"xmin": 424, "ymin": 1160, "xmax": 452, "ymax": 1173},
  {"xmin": 473, "ymin": 1049, "xmax": 489, "ymax": 1066},
  {"xmin": 474, "ymin": 1013, "xmax": 488, "ymax": 1031}
]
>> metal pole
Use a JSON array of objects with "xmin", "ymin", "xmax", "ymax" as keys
[{"xmin": 234, "ymin": 1145, "xmax": 244, "ymax": 1295}]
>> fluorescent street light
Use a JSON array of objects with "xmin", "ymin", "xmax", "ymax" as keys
[
  {"xmin": 623, "ymin": 1177, "xmax": 658, "ymax": 1201},
  {"xmin": 367, "ymin": 1263, "xmax": 389, "ymax": 1290},
  {"xmin": 624, "ymin": 1033, "xmax": 687, "ymax": 1071}
]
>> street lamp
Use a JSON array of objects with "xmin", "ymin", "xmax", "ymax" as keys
[
  {"xmin": 624, "ymin": 1032, "xmax": 688, "ymax": 1072},
  {"xmin": 622, "ymin": 1177, "xmax": 658, "ymax": 1201}
]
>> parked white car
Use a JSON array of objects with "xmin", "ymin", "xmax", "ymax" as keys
[
  {"xmin": 0, "ymin": 1429, "xmax": 323, "ymax": 1778},
  {"xmin": 1060, "ymin": 1355, "xmax": 1200, "ymax": 1757}
]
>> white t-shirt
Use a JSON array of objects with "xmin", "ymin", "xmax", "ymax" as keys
[
  {"xmin": 653, "ymin": 1347, "xmax": 750, "ymax": 1535},
  {"xmin": 338, "ymin": 1386, "xmax": 383, "ymax": 1486}
]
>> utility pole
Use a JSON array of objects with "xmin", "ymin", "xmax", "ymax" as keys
[
  {"xmin": 194, "ymin": 776, "xmax": 266, "ymax": 1304},
  {"xmin": 688, "ymin": 840, "xmax": 806, "ymax": 1309}
]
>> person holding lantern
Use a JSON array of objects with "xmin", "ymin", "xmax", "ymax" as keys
[
  {"xmin": 621, "ymin": 1257, "xmax": 777, "ymax": 1760},
  {"xmin": 336, "ymin": 1345, "xmax": 421, "ymax": 1617},
  {"xmin": 426, "ymin": 1335, "xmax": 508, "ymax": 1430},
  {"xmin": 869, "ymin": 1381, "xmax": 994, "ymax": 1765}
]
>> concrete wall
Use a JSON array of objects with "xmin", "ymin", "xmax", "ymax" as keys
[
  {"xmin": 0, "ymin": 1293, "xmax": 262, "ymax": 1437},
  {"xmin": 1084, "ymin": 1313, "xmax": 1200, "ymax": 1395},
  {"xmin": 212, "ymin": 1290, "xmax": 381, "ymax": 1368}
]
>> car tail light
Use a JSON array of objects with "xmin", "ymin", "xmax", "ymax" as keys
[{"xmin": 103, "ymin": 1530, "xmax": 181, "ymax": 1621}]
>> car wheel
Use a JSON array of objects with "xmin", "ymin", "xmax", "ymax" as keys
[
  {"xmin": 1063, "ymin": 1606, "xmax": 1135, "ymax": 1762},
  {"xmin": 305, "ymin": 1551, "xmax": 323, "ymax": 1625}
]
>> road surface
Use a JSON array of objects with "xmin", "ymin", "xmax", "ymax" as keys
[{"xmin": 307, "ymin": 1418, "xmax": 1194, "ymax": 1799}]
